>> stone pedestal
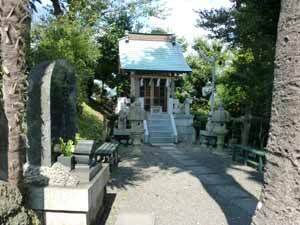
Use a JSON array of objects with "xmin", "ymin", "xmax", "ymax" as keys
[
  {"xmin": 213, "ymin": 126, "xmax": 228, "ymax": 151},
  {"xmin": 27, "ymin": 164, "xmax": 110, "ymax": 225},
  {"xmin": 131, "ymin": 132, "xmax": 142, "ymax": 146},
  {"xmin": 174, "ymin": 114, "xmax": 195, "ymax": 143}
]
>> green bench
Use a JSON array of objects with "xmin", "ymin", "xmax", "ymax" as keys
[
  {"xmin": 94, "ymin": 142, "xmax": 119, "ymax": 168},
  {"xmin": 232, "ymin": 144, "xmax": 266, "ymax": 173}
]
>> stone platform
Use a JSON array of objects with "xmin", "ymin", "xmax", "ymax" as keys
[{"xmin": 27, "ymin": 164, "xmax": 110, "ymax": 225}]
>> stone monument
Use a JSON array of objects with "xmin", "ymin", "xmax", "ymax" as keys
[
  {"xmin": 184, "ymin": 98, "xmax": 193, "ymax": 115},
  {"xmin": 27, "ymin": 60, "xmax": 76, "ymax": 167},
  {"xmin": 25, "ymin": 60, "xmax": 109, "ymax": 225},
  {"xmin": 114, "ymin": 101, "xmax": 131, "ymax": 143}
]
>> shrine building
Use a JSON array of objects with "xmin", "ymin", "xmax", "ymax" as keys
[{"xmin": 118, "ymin": 32, "xmax": 193, "ymax": 144}]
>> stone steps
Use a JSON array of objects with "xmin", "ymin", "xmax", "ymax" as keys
[
  {"xmin": 147, "ymin": 113, "xmax": 176, "ymax": 144},
  {"xmin": 149, "ymin": 136, "xmax": 175, "ymax": 144}
]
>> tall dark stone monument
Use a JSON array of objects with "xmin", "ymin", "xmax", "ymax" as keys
[{"xmin": 27, "ymin": 60, "xmax": 76, "ymax": 167}]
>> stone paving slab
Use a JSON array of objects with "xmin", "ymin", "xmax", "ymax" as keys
[
  {"xmin": 114, "ymin": 213, "xmax": 155, "ymax": 225},
  {"xmin": 163, "ymin": 150, "xmax": 182, "ymax": 155},
  {"xmin": 179, "ymin": 159, "xmax": 201, "ymax": 167},
  {"xmin": 170, "ymin": 155, "xmax": 192, "ymax": 161},
  {"xmin": 229, "ymin": 198, "xmax": 258, "ymax": 216},
  {"xmin": 160, "ymin": 146, "xmax": 177, "ymax": 150},
  {"xmin": 211, "ymin": 185, "xmax": 253, "ymax": 199},
  {"xmin": 105, "ymin": 145, "xmax": 262, "ymax": 225},
  {"xmin": 196, "ymin": 174, "xmax": 235, "ymax": 185},
  {"xmin": 186, "ymin": 166, "xmax": 217, "ymax": 175}
]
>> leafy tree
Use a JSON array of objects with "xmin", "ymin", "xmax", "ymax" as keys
[
  {"xmin": 196, "ymin": 0, "xmax": 280, "ymax": 119},
  {"xmin": 181, "ymin": 38, "xmax": 231, "ymax": 115},
  {"xmin": 94, "ymin": 12, "xmax": 133, "ymax": 97},
  {"xmin": 40, "ymin": 0, "xmax": 164, "ymax": 99},
  {"xmin": 31, "ymin": 18, "xmax": 100, "ymax": 104}
]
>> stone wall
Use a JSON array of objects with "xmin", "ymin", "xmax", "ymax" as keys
[{"xmin": 0, "ymin": 181, "xmax": 40, "ymax": 225}]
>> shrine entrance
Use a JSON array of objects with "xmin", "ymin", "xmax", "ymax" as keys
[{"xmin": 141, "ymin": 78, "xmax": 168, "ymax": 113}]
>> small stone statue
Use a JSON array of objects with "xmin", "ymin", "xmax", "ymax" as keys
[
  {"xmin": 184, "ymin": 98, "xmax": 193, "ymax": 115},
  {"xmin": 118, "ymin": 103, "xmax": 128, "ymax": 130},
  {"xmin": 173, "ymin": 99, "xmax": 181, "ymax": 114}
]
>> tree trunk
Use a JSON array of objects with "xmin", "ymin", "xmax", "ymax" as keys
[
  {"xmin": 50, "ymin": 0, "xmax": 63, "ymax": 16},
  {"xmin": 0, "ymin": 0, "xmax": 30, "ymax": 190},
  {"xmin": 252, "ymin": 1, "xmax": 300, "ymax": 224}
]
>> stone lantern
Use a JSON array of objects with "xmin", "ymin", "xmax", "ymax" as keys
[
  {"xmin": 212, "ymin": 104, "xmax": 230, "ymax": 151},
  {"xmin": 128, "ymin": 100, "xmax": 145, "ymax": 150}
]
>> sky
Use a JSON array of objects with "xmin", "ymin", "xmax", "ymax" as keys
[
  {"xmin": 36, "ymin": 0, "xmax": 232, "ymax": 44},
  {"xmin": 146, "ymin": 0, "xmax": 232, "ymax": 44}
]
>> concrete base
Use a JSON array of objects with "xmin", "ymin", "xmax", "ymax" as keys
[
  {"xmin": 71, "ymin": 163, "xmax": 102, "ymax": 183},
  {"xmin": 27, "ymin": 164, "xmax": 110, "ymax": 225}
]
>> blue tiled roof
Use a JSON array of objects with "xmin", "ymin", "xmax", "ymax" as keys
[{"xmin": 119, "ymin": 38, "xmax": 192, "ymax": 73}]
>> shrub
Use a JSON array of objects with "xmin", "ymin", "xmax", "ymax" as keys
[
  {"xmin": 77, "ymin": 102, "xmax": 104, "ymax": 146},
  {"xmin": 59, "ymin": 138, "xmax": 74, "ymax": 156}
]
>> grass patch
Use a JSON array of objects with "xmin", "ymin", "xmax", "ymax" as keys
[{"xmin": 77, "ymin": 102, "xmax": 104, "ymax": 146}]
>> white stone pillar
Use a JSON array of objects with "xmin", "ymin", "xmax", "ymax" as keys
[
  {"xmin": 168, "ymin": 98, "xmax": 174, "ymax": 114},
  {"xmin": 170, "ymin": 78, "xmax": 175, "ymax": 98},
  {"xmin": 139, "ymin": 97, "xmax": 144, "ymax": 110},
  {"xmin": 135, "ymin": 78, "xmax": 140, "ymax": 97}
]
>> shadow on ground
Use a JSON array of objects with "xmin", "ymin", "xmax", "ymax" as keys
[
  {"xmin": 105, "ymin": 144, "xmax": 263, "ymax": 225},
  {"xmin": 97, "ymin": 193, "xmax": 117, "ymax": 225}
]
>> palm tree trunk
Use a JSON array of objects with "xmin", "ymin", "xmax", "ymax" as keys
[
  {"xmin": 252, "ymin": 1, "xmax": 300, "ymax": 224},
  {"xmin": 0, "ymin": 0, "xmax": 30, "ymax": 190}
]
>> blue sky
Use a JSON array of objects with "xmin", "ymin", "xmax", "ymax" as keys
[{"xmin": 36, "ymin": 0, "xmax": 232, "ymax": 44}]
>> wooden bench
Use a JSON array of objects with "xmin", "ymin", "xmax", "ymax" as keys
[
  {"xmin": 94, "ymin": 142, "xmax": 119, "ymax": 168},
  {"xmin": 232, "ymin": 144, "xmax": 266, "ymax": 173}
]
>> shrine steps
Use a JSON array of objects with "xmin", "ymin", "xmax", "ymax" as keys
[{"xmin": 147, "ymin": 113, "xmax": 176, "ymax": 144}]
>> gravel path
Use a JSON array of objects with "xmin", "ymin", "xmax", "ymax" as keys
[{"xmin": 101, "ymin": 144, "xmax": 263, "ymax": 225}]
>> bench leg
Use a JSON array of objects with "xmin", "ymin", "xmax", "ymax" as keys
[
  {"xmin": 244, "ymin": 150, "xmax": 248, "ymax": 165},
  {"xmin": 232, "ymin": 149, "xmax": 236, "ymax": 162}
]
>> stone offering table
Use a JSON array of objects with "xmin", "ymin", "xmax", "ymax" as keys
[
  {"xmin": 27, "ymin": 164, "xmax": 110, "ymax": 225},
  {"xmin": 71, "ymin": 140, "xmax": 102, "ymax": 183}
]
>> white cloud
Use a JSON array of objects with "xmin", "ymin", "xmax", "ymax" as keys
[{"xmin": 146, "ymin": 0, "xmax": 233, "ymax": 44}]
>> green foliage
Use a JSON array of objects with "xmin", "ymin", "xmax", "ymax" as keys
[
  {"xmin": 94, "ymin": 12, "xmax": 133, "ymax": 96},
  {"xmin": 77, "ymin": 102, "xmax": 104, "ymax": 146},
  {"xmin": 59, "ymin": 138, "xmax": 74, "ymax": 156},
  {"xmin": 31, "ymin": 17, "xmax": 100, "ymax": 105},
  {"xmin": 196, "ymin": 0, "xmax": 280, "ymax": 118},
  {"xmin": 179, "ymin": 38, "xmax": 232, "ymax": 115}
]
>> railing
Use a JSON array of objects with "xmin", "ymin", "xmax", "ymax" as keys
[
  {"xmin": 170, "ymin": 113, "xmax": 178, "ymax": 143},
  {"xmin": 143, "ymin": 120, "xmax": 149, "ymax": 143}
]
